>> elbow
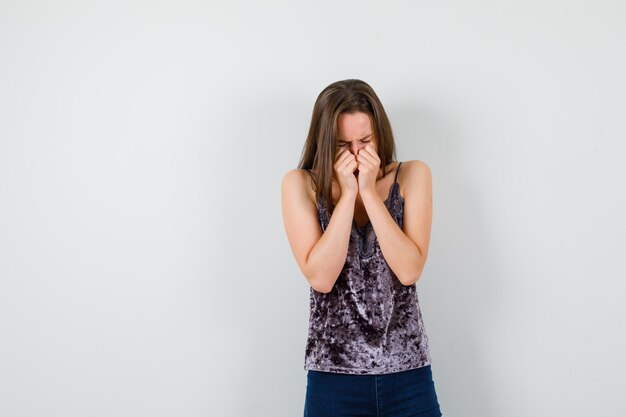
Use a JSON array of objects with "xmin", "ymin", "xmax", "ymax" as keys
[
  {"xmin": 399, "ymin": 252, "xmax": 427, "ymax": 286},
  {"xmin": 310, "ymin": 278, "xmax": 333, "ymax": 294},
  {"xmin": 398, "ymin": 266, "xmax": 424, "ymax": 286},
  {"xmin": 398, "ymin": 244, "xmax": 429, "ymax": 286},
  {"xmin": 307, "ymin": 272, "xmax": 334, "ymax": 294},
  {"xmin": 304, "ymin": 260, "xmax": 338, "ymax": 294},
  {"xmin": 313, "ymin": 285, "xmax": 333, "ymax": 294},
  {"xmin": 399, "ymin": 275, "xmax": 420, "ymax": 287}
]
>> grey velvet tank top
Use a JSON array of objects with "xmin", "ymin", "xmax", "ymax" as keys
[{"xmin": 304, "ymin": 161, "xmax": 432, "ymax": 375}]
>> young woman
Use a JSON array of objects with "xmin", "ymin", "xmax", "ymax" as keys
[{"xmin": 281, "ymin": 79, "xmax": 442, "ymax": 417}]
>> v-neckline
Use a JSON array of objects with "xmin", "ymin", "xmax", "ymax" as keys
[{"xmin": 352, "ymin": 182, "xmax": 401, "ymax": 232}]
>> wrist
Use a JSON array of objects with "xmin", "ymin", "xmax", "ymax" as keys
[
  {"xmin": 340, "ymin": 190, "xmax": 358, "ymax": 202},
  {"xmin": 359, "ymin": 187, "xmax": 379, "ymax": 202}
]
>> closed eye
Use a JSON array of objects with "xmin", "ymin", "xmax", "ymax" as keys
[{"xmin": 338, "ymin": 140, "xmax": 371, "ymax": 147}]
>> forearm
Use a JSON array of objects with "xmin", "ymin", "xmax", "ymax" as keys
[
  {"xmin": 361, "ymin": 189, "xmax": 424, "ymax": 285},
  {"xmin": 306, "ymin": 192, "xmax": 357, "ymax": 293}
]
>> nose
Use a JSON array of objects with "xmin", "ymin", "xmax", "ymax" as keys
[{"xmin": 350, "ymin": 142, "xmax": 365, "ymax": 155}]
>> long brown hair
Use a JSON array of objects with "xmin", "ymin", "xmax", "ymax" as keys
[{"xmin": 298, "ymin": 79, "xmax": 397, "ymax": 214}]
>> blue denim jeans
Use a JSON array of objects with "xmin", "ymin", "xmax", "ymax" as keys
[{"xmin": 304, "ymin": 364, "xmax": 442, "ymax": 417}]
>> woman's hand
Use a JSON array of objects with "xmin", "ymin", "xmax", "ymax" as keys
[
  {"xmin": 333, "ymin": 149, "xmax": 358, "ymax": 198},
  {"xmin": 355, "ymin": 143, "xmax": 381, "ymax": 194}
]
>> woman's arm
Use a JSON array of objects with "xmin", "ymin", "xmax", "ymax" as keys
[
  {"xmin": 281, "ymin": 169, "xmax": 356, "ymax": 293},
  {"xmin": 361, "ymin": 160, "xmax": 433, "ymax": 285}
]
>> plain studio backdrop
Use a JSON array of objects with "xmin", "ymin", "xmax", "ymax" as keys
[{"xmin": 1, "ymin": 1, "xmax": 624, "ymax": 416}]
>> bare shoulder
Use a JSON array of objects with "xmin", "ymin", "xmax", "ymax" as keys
[
  {"xmin": 281, "ymin": 168, "xmax": 315, "ymax": 204},
  {"xmin": 401, "ymin": 160, "xmax": 431, "ymax": 177},
  {"xmin": 282, "ymin": 168, "xmax": 310, "ymax": 182},
  {"xmin": 399, "ymin": 160, "xmax": 432, "ymax": 195}
]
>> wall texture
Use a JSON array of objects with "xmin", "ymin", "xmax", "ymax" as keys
[{"xmin": 1, "ymin": 1, "xmax": 624, "ymax": 416}]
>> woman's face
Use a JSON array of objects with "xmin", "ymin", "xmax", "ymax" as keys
[{"xmin": 336, "ymin": 111, "xmax": 377, "ymax": 158}]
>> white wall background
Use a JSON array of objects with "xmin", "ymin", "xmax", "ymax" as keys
[{"xmin": 1, "ymin": 1, "xmax": 624, "ymax": 416}]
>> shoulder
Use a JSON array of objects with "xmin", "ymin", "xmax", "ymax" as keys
[
  {"xmin": 281, "ymin": 169, "xmax": 315, "ymax": 202},
  {"xmin": 399, "ymin": 160, "xmax": 431, "ymax": 188},
  {"xmin": 281, "ymin": 168, "xmax": 312, "ymax": 188},
  {"xmin": 400, "ymin": 160, "xmax": 431, "ymax": 175}
]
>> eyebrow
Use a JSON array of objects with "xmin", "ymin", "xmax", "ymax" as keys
[{"xmin": 337, "ymin": 133, "xmax": 373, "ymax": 143}]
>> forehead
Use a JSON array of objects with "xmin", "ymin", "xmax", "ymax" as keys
[{"xmin": 337, "ymin": 112, "xmax": 373, "ymax": 139}]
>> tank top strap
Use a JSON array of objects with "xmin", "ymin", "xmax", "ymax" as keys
[{"xmin": 394, "ymin": 161, "xmax": 403, "ymax": 184}]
